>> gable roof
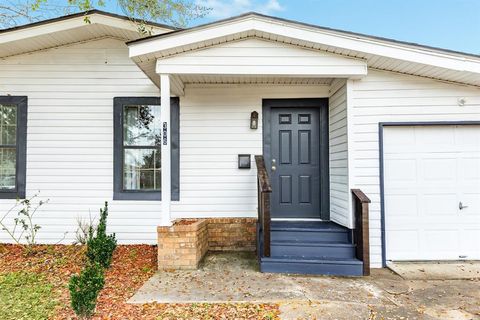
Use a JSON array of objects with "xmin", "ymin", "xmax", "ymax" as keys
[
  {"xmin": 128, "ymin": 12, "xmax": 480, "ymax": 88},
  {"xmin": 130, "ymin": 12, "xmax": 480, "ymax": 60},
  {"xmin": 0, "ymin": 10, "xmax": 176, "ymax": 58}
]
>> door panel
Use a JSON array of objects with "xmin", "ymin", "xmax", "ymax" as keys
[{"xmin": 269, "ymin": 107, "xmax": 321, "ymax": 219}]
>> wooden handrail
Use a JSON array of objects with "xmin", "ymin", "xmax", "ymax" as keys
[
  {"xmin": 255, "ymin": 155, "xmax": 272, "ymax": 193},
  {"xmin": 255, "ymin": 155, "xmax": 272, "ymax": 258},
  {"xmin": 351, "ymin": 189, "xmax": 371, "ymax": 276}
]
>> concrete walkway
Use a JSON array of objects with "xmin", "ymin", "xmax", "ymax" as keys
[
  {"xmin": 129, "ymin": 252, "xmax": 480, "ymax": 319},
  {"xmin": 388, "ymin": 261, "xmax": 480, "ymax": 280}
]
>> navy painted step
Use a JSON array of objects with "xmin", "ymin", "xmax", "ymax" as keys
[
  {"xmin": 258, "ymin": 221, "xmax": 363, "ymax": 276},
  {"xmin": 270, "ymin": 221, "xmax": 350, "ymax": 242},
  {"xmin": 270, "ymin": 240, "xmax": 356, "ymax": 259},
  {"xmin": 260, "ymin": 256, "xmax": 363, "ymax": 276}
]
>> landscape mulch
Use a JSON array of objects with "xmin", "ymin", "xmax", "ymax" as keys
[{"xmin": 0, "ymin": 244, "xmax": 279, "ymax": 319}]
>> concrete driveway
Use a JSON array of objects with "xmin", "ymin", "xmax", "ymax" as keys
[{"xmin": 130, "ymin": 252, "xmax": 480, "ymax": 319}]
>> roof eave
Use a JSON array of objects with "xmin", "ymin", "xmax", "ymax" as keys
[
  {"xmin": 0, "ymin": 9, "xmax": 178, "ymax": 35},
  {"xmin": 128, "ymin": 14, "xmax": 480, "ymax": 75},
  {"xmin": 0, "ymin": 10, "xmax": 178, "ymax": 59},
  {"xmin": 128, "ymin": 12, "xmax": 480, "ymax": 60}
]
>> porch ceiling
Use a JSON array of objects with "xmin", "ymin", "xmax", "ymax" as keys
[
  {"xmin": 166, "ymin": 74, "xmax": 334, "ymax": 96},
  {"xmin": 178, "ymin": 74, "xmax": 333, "ymax": 85}
]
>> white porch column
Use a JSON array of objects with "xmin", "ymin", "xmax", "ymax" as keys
[{"xmin": 160, "ymin": 74, "xmax": 172, "ymax": 226}]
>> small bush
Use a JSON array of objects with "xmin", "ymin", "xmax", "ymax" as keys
[
  {"xmin": 74, "ymin": 213, "xmax": 96, "ymax": 245},
  {"xmin": 69, "ymin": 262, "xmax": 105, "ymax": 319},
  {"xmin": 0, "ymin": 192, "xmax": 49, "ymax": 254},
  {"xmin": 86, "ymin": 202, "xmax": 117, "ymax": 268}
]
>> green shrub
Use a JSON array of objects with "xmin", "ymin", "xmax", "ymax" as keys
[
  {"xmin": 69, "ymin": 262, "xmax": 105, "ymax": 319},
  {"xmin": 86, "ymin": 201, "xmax": 117, "ymax": 268}
]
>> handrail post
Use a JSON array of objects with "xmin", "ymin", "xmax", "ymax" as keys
[
  {"xmin": 255, "ymin": 155, "xmax": 272, "ymax": 258},
  {"xmin": 352, "ymin": 189, "xmax": 371, "ymax": 276},
  {"xmin": 263, "ymin": 191, "xmax": 271, "ymax": 257}
]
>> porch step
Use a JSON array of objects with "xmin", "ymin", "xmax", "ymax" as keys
[
  {"xmin": 258, "ymin": 221, "xmax": 363, "ymax": 276},
  {"xmin": 270, "ymin": 240, "xmax": 356, "ymax": 259},
  {"xmin": 270, "ymin": 221, "xmax": 350, "ymax": 242},
  {"xmin": 260, "ymin": 256, "xmax": 363, "ymax": 276}
]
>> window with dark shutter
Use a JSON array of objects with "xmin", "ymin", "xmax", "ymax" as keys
[
  {"xmin": 0, "ymin": 96, "xmax": 27, "ymax": 199},
  {"xmin": 113, "ymin": 97, "xmax": 179, "ymax": 201}
]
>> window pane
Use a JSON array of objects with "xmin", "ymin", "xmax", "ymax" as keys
[
  {"xmin": 0, "ymin": 148, "xmax": 16, "ymax": 190},
  {"xmin": 123, "ymin": 148, "xmax": 161, "ymax": 190},
  {"xmin": 123, "ymin": 105, "xmax": 161, "ymax": 146},
  {"xmin": 0, "ymin": 105, "xmax": 17, "ymax": 146}
]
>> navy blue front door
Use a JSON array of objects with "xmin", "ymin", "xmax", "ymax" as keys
[{"xmin": 268, "ymin": 106, "xmax": 322, "ymax": 219}]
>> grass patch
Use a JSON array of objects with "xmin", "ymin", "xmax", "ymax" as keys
[
  {"xmin": 0, "ymin": 271, "xmax": 58, "ymax": 320},
  {"xmin": 154, "ymin": 303, "xmax": 279, "ymax": 320}
]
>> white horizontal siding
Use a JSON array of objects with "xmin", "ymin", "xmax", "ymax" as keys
[
  {"xmin": 171, "ymin": 84, "xmax": 330, "ymax": 218},
  {"xmin": 156, "ymin": 38, "xmax": 367, "ymax": 77},
  {"xmin": 350, "ymin": 70, "xmax": 480, "ymax": 267},
  {"xmin": 0, "ymin": 38, "xmax": 160, "ymax": 244},
  {"xmin": 0, "ymin": 36, "xmax": 331, "ymax": 244},
  {"xmin": 328, "ymin": 79, "xmax": 351, "ymax": 228}
]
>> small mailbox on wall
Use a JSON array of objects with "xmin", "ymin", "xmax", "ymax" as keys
[{"xmin": 238, "ymin": 154, "xmax": 251, "ymax": 169}]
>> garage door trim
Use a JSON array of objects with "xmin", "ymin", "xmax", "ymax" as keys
[{"xmin": 379, "ymin": 121, "xmax": 480, "ymax": 267}]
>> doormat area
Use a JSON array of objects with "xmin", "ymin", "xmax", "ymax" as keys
[{"xmin": 387, "ymin": 261, "xmax": 480, "ymax": 280}]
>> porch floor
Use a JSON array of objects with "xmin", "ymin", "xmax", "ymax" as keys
[{"xmin": 128, "ymin": 252, "xmax": 480, "ymax": 319}]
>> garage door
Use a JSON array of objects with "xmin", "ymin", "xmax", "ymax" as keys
[{"xmin": 384, "ymin": 125, "xmax": 480, "ymax": 261}]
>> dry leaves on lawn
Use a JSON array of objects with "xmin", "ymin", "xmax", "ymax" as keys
[{"xmin": 0, "ymin": 244, "xmax": 279, "ymax": 319}]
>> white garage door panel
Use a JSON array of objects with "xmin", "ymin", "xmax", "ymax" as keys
[{"xmin": 384, "ymin": 125, "xmax": 480, "ymax": 261}]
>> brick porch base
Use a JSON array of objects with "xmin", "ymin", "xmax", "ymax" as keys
[{"xmin": 157, "ymin": 218, "xmax": 256, "ymax": 270}]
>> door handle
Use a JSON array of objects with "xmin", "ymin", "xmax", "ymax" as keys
[
  {"xmin": 271, "ymin": 158, "xmax": 276, "ymax": 171},
  {"xmin": 459, "ymin": 202, "xmax": 468, "ymax": 210}
]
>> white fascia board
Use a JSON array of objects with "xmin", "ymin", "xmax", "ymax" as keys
[
  {"xmin": 156, "ymin": 63, "xmax": 367, "ymax": 78},
  {"xmin": 0, "ymin": 13, "xmax": 171, "ymax": 45},
  {"xmin": 260, "ymin": 20, "xmax": 480, "ymax": 73},
  {"xmin": 130, "ymin": 16, "xmax": 480, "ymax": 74},
  {"xmin": 90, "ymin": 14, "xmax": 140, "ymax": 33},
  {"xmin": 129, "ymin": 18, "xmax": 257, "ymax": 57},
  {"xmin": 0, "ymin": 17, "xmax": 89, "ymax": 44},
  {"xmin": 90, "ymin": 14, "xmax": 172, "ymax": 35}
]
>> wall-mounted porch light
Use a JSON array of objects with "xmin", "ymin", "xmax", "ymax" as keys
[{"xmin": 250, "ymin": 111, "xmax": 259, "ymax": 129}]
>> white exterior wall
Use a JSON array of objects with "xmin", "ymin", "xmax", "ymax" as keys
[
  {"xmin": 2, "ymin": 34, "xmax": 479, "ymax": 267},
  {"xmin": 171, "ymin": 84, "xmax": 330, "ymax": 218},
  {"xmin": 328, "ymin": 79, "xmax": 351, "ymax": 228},
  {"xmin": 0, "ymin": 37, "xmax": 331, "ymax": 244},
  {"xmin": 349, "ymin": 70, "xmax": 480, "ymax": 267},
  {"xmin": 0, "ymin": 38, "xmax": 160, "ymax": 243}
]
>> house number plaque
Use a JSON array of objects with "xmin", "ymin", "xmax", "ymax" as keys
[{"xmin": 162, "ymin": 122, "xmax": 168, "ymax": 145}]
